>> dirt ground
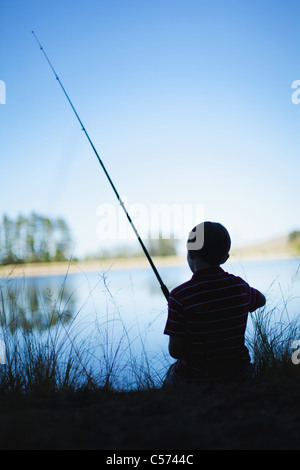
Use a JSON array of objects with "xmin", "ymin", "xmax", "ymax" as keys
[{"xmin": 0, "ymin": 372, "xmax": 299, "ymax": 450}]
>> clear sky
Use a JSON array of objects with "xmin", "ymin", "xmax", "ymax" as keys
[{"xmin": 1, "ymin": 0, "xmax": 300, "ymax": 258}]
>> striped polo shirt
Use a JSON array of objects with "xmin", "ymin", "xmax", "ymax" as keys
[{"xmin": 164, "ymin": 266, "xmax": 265, "ymax": 380}]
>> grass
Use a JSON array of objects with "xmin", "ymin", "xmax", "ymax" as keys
[
  {"xmin": 0, "ymin": 267, "xmax": 299, "ymax": 399},
  {"xmin": 248, "ymin": 307, "xmax": 300, "ymax": 379},
  {"xmin": 0, "ymin": 270, "xmax": 170, "ymax": 397},
  {"xmin": 0, "ymin": 280, "xmax": 95, "ymax": 396},
  {"xmin": 246, "ymin": 273, "xmax": 300, "ymax": 380},
  {"xmin": 0, "ymin": 269, "xmax": 300, "ymax": 449}
]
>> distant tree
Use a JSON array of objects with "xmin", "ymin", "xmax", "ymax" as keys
[
  {"xmin": 0, "ymin": 212, "xmax": 73, "ymax": 265},
  {"xmin": 289, "ymin": 231, "xmax": 300, "ymax": 242},
  {"xmin": 15, "ymin": 214, "xmax": 27, "ymax": 262},
  {"xmin": 42, "ymin": 217, "xmax": 53, "ymax": 262},
  {"xmin": 148, "ymin": 233, "xmax": 178, "ymax": 257},
  {"xmin": 53, "ymin": 217, "xmax": 72, "ymax": 261},
  {"xmin": 289, "ymin": 230, "xmax": 300, "ymax": 254},
  {"xmin": 2, "ymin": 214, "xmax": 16, "ymax": 265}
]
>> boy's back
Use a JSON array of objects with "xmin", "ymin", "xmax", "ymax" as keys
[
  {"xmin": 163, "ymin": 221, "xmax": 266, "ymax": 384},
  {"xmin": 164, "ymin": 265, "xmax": 265, "ymax": 381}
]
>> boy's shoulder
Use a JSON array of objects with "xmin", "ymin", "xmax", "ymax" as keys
[
  {"xmin": 170, "ymin": 278, "xmax": 193, "ymax": 297},
  {"xmin": 170, "ymin": 267, "xmax": 249, "ymax": 299}
]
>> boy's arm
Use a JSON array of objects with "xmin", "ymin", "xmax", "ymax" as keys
[
  {"xmin": 249, "ymin": 287, "xmax": 266, "ymax": 312},
  {"xmin": 168, "ymin": 336, "xmax": 186, "ymax": 359},
  {"xmin": 164, "ymin": 291, "xmax": 186, "ymax": 359}
]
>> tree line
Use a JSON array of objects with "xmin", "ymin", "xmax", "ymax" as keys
[
  {"xmin": 0, "ymin": 212, "xmax": 72, "ymax": 265},
  {"xmin": 289, "ymin": 230, "xmax": 300, "ymax": 254},
  {"xmin": 85, "ymin": 234, "xmax": 178, "ymax": 261}
]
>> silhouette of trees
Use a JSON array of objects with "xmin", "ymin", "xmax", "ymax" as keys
[
  {"xmin": 147, "ymin": 233, "xmax": 178, "ymax": 257},
  {"xmin": 289, "ymin": 230, "xmax": 300, "ymax": 254},
  {"xmin": 0, "ymin": 212, "xmax": 72, "ymax": 265}
]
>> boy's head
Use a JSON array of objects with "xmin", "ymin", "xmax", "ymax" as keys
[{"xmin": 187, "ymin": 221, "xmax": 231, "ymax": 267}]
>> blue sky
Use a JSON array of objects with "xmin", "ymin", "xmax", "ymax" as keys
[{"xmin": 1, "ymin": 0, "xmax": 300, "ymax": 258}]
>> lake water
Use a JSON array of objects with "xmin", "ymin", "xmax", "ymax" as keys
[{"xmin": 1, "ymin": 257, "xmax": 300, "ymax": 388}]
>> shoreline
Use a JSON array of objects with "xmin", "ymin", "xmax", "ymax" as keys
[
  {"xmin": 0, "ymin": 255, "xmax": 186, "ymax": 279},
  {"xmin": 0, "ymin": 251, "xmax": 297, "ymax": 279}
]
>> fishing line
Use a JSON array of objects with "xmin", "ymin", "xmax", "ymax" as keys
[{"xmin": 31, "ymin": 31, "xmax": 169, "ymax": 301}]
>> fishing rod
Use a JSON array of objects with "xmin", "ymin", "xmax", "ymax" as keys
[{"xmin": 32, "ymin": 31, "xmax": 169, "ymax": 301}]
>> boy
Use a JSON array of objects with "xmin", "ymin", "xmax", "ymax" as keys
[{"xmin": 163, "ymin": 221, "xmax": 266, "ymax": 385}]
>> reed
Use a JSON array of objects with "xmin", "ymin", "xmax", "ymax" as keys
[
  {"xmin": 0, "ymin": 270, "xmax": 299, "ymax": 398},
  {"xmin": 0, "ymin": 271, "xmax": 169, "ymax": 396},
  {"xmin": 0, "ymin": 275, "xmax": 96, "ymax": 396},
  {"xmin": 246, "ymin": 285, "xmax": 300, "ymax": 379}
]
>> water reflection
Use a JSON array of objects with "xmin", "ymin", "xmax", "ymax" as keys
[
  {"xmin": 0, "ymin": 259, "xmax": 299, "ymax": 357},
  {"xmin": 0, "ymin": 276, "xmax": 76, "ymax": 333},
  {"xmin": 1, "ymin": 258, "xmax": 300, "ymax": 337},
  {"xmin": 0, "ymin": 258, "xmax": 299, "ymax": 389}
]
